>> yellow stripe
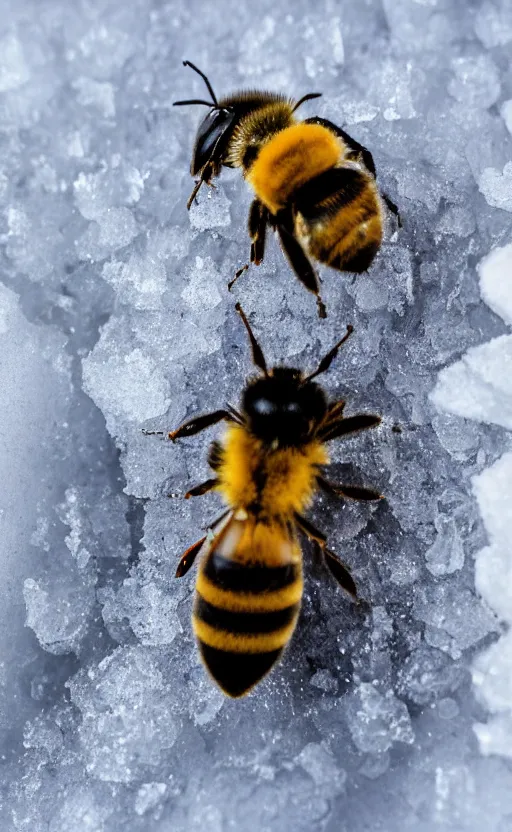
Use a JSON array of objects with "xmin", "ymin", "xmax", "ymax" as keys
[
  {"xmin": 196, "ymin": 572, "xmax": 303, "ymax": 611},
  {"xmin": 193, "ymin": 616, "xmax": 297, "ymax": 653}
]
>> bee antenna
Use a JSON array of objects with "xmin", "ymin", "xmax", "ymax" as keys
[
  {"xmin": 173, "ymin": 99, "xmax": 216, "ymax": 108},
  {"xmin": 182, "ymin": 60, "xmax": 219, "ymax": 108},
  {"xmin": 292, "ymin": 92, "xmax": 322, "ymax": 113},
  {"xmin": 235, "ymin": 303, "xmax": 269, "ymax": 377},
  {"xmin": 303, "ymin": 325, "xmax": 353, "ymax": 383}
]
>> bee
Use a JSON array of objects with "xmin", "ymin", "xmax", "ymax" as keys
[
  {"xmin": 174, "ymin": 61, "xmax": 400, "ymax": 318},
  {"xmin": 144, "ymin": 305, "xmax": 383, "ymax": 697}
]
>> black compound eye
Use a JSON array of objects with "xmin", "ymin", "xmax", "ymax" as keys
[
  {"xmin": 191, "ymin": 108, "xmax": 236, "ymax": 175},
  {"xmin": 285, "ymin": 402, "xmax": 301, "ymax": 413},
  {"xmin": 253, "ymin": 397, "xmax": 275, "ymax": 415}
]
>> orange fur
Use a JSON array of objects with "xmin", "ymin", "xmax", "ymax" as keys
[
  {"xmin": 215, "ymin": 423, "xmax": 329, "ymax": 520},
  {"xmin": 248, "ymin": 123, "xmax": 342, "ymax": 214}
]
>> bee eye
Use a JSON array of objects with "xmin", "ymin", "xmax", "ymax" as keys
[
  {"xmin": 253, "ymin": 398, "xmax": 275, "ymax": 415},
  {"xmin": 285, "ymin": 402, "xmax": 300, "ymax": 413}
]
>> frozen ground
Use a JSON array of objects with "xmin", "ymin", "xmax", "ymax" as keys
[{"xmin": 1, "ymin": 0, "xmax": 512, "ymax": 829}]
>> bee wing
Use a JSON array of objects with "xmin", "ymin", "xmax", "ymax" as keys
[
  {"xmin": 194, "ymin": 519, "xmax": 303, "ymax": 697},
  {"xmin": 175, "ymin": 509, "xmax": 234, "ymax": 578}
]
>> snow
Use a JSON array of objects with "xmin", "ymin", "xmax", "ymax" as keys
[{"xmin": 2, "ymin": 0, "xmax": 512, "ymax": 829}]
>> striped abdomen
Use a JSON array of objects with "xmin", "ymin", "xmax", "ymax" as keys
[
  {"xmin": 294, "ymin": 165, "xmax": 383, "ymax": 274},
  {"xmin": 193, "ymin": 525, "xmax": 302, "ymax": 697}
]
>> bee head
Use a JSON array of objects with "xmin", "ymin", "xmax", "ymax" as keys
[
  {"xmin": 243, "ymin": 368, "xmax": 327, "ymax": 447},
  {"xmin": 190, "ymin": 107, "xmax": 238, "ymax": 175}
]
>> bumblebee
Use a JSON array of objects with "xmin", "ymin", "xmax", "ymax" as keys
[
  {"xmin": 174, "ymin": 61, "xmax": 400, "ymax": 318},
  {"xmin": 144, "ymin": 305, "xmax": 383, "ymax": 697}
]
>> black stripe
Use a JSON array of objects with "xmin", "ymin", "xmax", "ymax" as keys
[
  {"xmin": 195, "ymin": 594, "xmax": 298, "ymax": 634},
  {"xmin": 203, "ymin": 550, "xmax": 297, "ymax": 593},
  {"xmin": 293, "ymin": 167, "xmax": 367, "ymax": 220},
  {"xmin": 198, "ymin": 642, "xmax": 283, "ymax": 697},
  {"xmin": 331, "ymin": 241, "xmax": 379, "ymax": 273}
]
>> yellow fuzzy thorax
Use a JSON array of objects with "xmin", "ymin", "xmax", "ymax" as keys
[
  {"xmin": 216, "ymin": 423, "xmax": 329, "ymax": 520},
  {"xmin": 226, "ymin": 102, "xmax": 296, "ymax": 169},
  {"xmin": 247, "ymin": 123, "xmax": 342, "ymax": 214}
]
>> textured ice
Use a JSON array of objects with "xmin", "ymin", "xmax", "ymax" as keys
[{"xmin": 3, "ymin": 0, "xmax": 512, "ymax": 830}]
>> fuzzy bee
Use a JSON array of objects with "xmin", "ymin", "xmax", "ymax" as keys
[
  {"xmin": 144, "ymin": 305, "xmax": 383, "ymax": 697},
  {"xmin": 174, "ymin": 61, "xmax": 400, "ymax": 317}
]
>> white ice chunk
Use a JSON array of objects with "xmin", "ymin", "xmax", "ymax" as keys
[
  {"xmin": 83, "ymin": 341, "xmax": 171, "ymax": 432},
  {"xmin": 345, "ymin": 683, "xmax": 414, "ymax": 753},
  {"xmin": 449, "ymin": 55, "xmax": 501, "ymax": 109},
  {"xmin": 189, "ymin": 187, "xmax": 231, "ymax": 230},
  {"xmin": 102, "ymin": 253, "xmax": 167, "ymax": 311},
  {"xmin": 430, "ymin": 334, "xmax": 512, "ymax": 429},
  {"xmin": 478, "ymin": 242, "xmax": 512, "ymax": 326},
  {"xmin": 0, "ymin": 33, "xmax": 30, "ymax": 92},
  {"xmin": 501, "ymin": 100, "xmax": 512, "ymax": 136},
  {"xmin": 424, "ymin": 515, "xmax": 465, "ymax": 576},
  {"xmin": 475, "ymin": 1, "xmax": 512, "ymax": 47},
  {"xmin": 135, "ymin": 783, "xmax": 167, "ymax": 817},
  {"xmin": 472, "ymin": 453, "xmax": 512, "ymax": 625},
  {"xmin": 24, "ymin": 577, "xmax": 95, "ymax": 655},
  {"xmin": 69, "ymin": 646, "xmax": 180, "ymax": 782},
  {"xmin": 296, "ymin": 742, "xmax": 346, "ymax": 794},
  {"xmin": 479, "ymin": 162, "xmax": 512, "ymax": 213},
  {"xmin": 73, "ymin": 77, "xmax": 116, "ymax": 118},
  {"xmin": 414, "ymin": 583, "xmax": 497, "ymax": 659}
]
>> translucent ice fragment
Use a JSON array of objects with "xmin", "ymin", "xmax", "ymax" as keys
[
  {"xmin": 345, "ymin": 683, "xmax": 414, "ymax": 753},
  {"xmin": 478, "ymin": 242, "xmax": 512, "ymax": 326},
  {"xmin": 431, "ymin": 335, "xmax": 512, "ymax": 429},
  {"xmin": 479, "ymin": 163, "xmax": 512, "ymax": 213}
]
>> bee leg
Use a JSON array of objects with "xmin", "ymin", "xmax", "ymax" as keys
[
  {"xmin": 186, "ymin": 161, "xmax": 214, "ymax": 210},
  {"xmin": 235, "ymin": 303, "xmax": 269, "ymax": 376},
  {"xmin": 275, "ymin": 221, "xmax": 327, "ymax": 318},
  {"xmin": 294, "ymin": 512, "xmax": 327, "ymax": 546},
  {"xmin": 143, "ymin": 409, "xmax": 238, "ymax": 444},
  {"xmin": 248, "ymin": 198, "xmax": 268, "ymax": 266},
  {"xmin": 185, "ymin": 478, "xmax": 218, "ymax": 498},
  {"xmin": 382, "ymin": 193, "xmax": 402, "ymax": 227},
  {"xmin": 318, "ymin": 413, "xmax": 381, "ymax": 442},
  {"xmin": 228, "ymin": 263, "xmax": 249, "ymax": 291},
  {"xmin": 317, "ymin": 475, "xmax": 383, "ymax": 502},
  {"xmin": 304, "ymin": 117, "xmax": 377, "ymax": 177},
  {"xmin": 323, "ymin": 547, "xmax": 358, "ymax": 600},
  {"xmin": 303, "ymin": 328, "xmax": 353, "ymax": 384},
  {"xmin": 294, "ymin": 513, "xmax": 357, "ymax": 600},
  {"xmin": 176, "ymin": 535, "xmax": 207, "ymax": 577},
  {"xmin": 207, "ymin": 440, "xmax": 224, "ymax": 471}
]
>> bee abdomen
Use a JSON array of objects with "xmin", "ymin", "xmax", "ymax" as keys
[
  {"xmin": 295, "ymin": 166, "xmax": 383, "ymax": 274},
  {"xmin": 194, "ymin": 550, "xmax": 302, "ymax": 697}
]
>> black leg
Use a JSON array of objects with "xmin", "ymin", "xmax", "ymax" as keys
[
  {"xmin": 382, "ymin": 193, "xmax": 402, "ymax": 227},
  {"xmin": 185, "ymin": 478, "xmax": 219, "ymax": 499},
  {"xmin": 228, "ymin": 263, "xmax": 249, "ymax": 291},
  {"xmin": 248, "ymin": 198, "xmax": 268, "ymax": 265},
  {"xmin": 303, "ymin": 327, "xmax": 353, "ymax": 384},
  {"xmin": 176, "ymin": 535, "xmax": 207, "ymax": 577},
  {"xmin": 319, "ymin": 413, "xmax": 381, "ymax": 442},
  {"xmin": 143, "ymin": 409, "xmax": 236, "ymax": 443},
  {"xmin": 207, "ymin": 440, "xmax": 224, "ymax": 471},
  {"xmin": 276, "ymin": 222, "xmax": 327, "ymax": 318},
  {"xmin": 235, "ymin": 303, "xmax": 268, "ymax": 376},
  {"xmin": 317, "ymin": 475, "xmax": 383, "ymax": 502},
  {"xmin": 321, "ymin": 400, "xmax": 346, "ymax": 427},
  {"xmin": 305, "ymin": 116, "xmax": 377, "ymax": 177},
  {"xmin": 294, "ymin": 512, "xmax": 327, "ymax": 546},
  {"xmin": 323, "ymin": 547, "xmax": 358, "ymax": 599},
  {"xmin": 295, "ymin": 513, "xmax": 358, "ymax": 600},
  {"xmin": 186, "ymin": 161, "xmax": 214, "ymax": 210}
]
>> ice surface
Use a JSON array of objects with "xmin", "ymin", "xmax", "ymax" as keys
[{"xmin": 3, "ymin": 0, "xmax": 512, "ymax": 830}]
